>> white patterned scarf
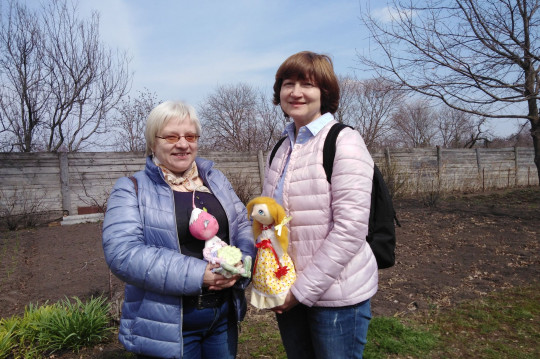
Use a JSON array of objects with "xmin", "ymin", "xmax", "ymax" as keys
[{"xmin": 153, "ymin": 157, "xmax": 211, "ymax": 193}]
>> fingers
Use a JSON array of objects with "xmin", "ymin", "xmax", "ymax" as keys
[
  {"xmin": 203, "ymin": 263, "xmax": 239, "ymax": 290},
  {"xmin": 269, "ymin": 291, "xmax": 299, "ymax": 313},
  {"xmin": 212, "ymin": 276, "xmax": 238, "ymax": 289},
  {"xmin": 270, "ymin": 303, "xmax": 288, "ymax": 314},
  {"xmin": 202, "ymin": 264, "xmax": 220, "ymax": 287},
  {"xmin": 207, "ymin": 278, "xmax": 237, "ymax": 291}
]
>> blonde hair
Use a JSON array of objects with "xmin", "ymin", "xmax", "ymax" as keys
[
  {"xmin": 144, "ymin": 100, "xmax": 201, "ymax": 156},
  {"xmin": 246, "ymin": 196, "xmax": 289, "ymax": 251}
]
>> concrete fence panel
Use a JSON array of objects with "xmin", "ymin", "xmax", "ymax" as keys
[{"xmin": 0, "ymin": 147, "xmax": 537, "ymax": 219}]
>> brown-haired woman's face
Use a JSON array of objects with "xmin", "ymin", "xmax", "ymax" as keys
[{"xmin": 279, "ymin": 77, "xmax": 322, "ymax": 126}]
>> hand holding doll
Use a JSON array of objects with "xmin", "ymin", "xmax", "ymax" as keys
[{"xmin": 189, "ymin": 188, "xmax": 251, "ymax": 278}]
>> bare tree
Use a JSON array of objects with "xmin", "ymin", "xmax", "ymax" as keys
[
  {"xmin": 337, "ymin": 75, "xmax": 404, "ymax": 149},
  {"xmin": 335, "ymin": 75, "xmax": 360, "ymax": 126},
  {"xmin": 0, "ymin": 0, "xmax": 131, "ymax": 152},
  {"xmin": 0, "ymin": 1, "xmax": 46, "ymax": 152},
  {"xmin": 490, "ymin": 121, "xmax": 534, "ymax": 147},
  {"xmin": 199, "ymin": 83, "xmax": 257, "ymax": 151},
  {"xmin": 359, "ymin": 0, "xmax": 540, "ymax": 182},
  {"xmin": 391, "ymin": 100, "xmax": 437, "ymax": 148},
  {"xmin": 436, "ymin": 107, "xmax": 491, "ymax": 148},
  {"xmin": 113, "ymin": 89, "xmax": 159, "ymax": 152},
  {"xmin": 463, "ymin": 117, "xmax": 494, "ymax": 148},
  {"xmin": 199, "ymin": 83, "xmax": 283, "ymax": 152},
  {"xmin": 256, "ymin": 91, "xmax": 287, "ymax": 151}
]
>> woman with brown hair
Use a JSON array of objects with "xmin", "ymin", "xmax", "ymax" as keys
[{"xmin": 262, "ymin": 51, "xmax": 378, "ymax": 358}]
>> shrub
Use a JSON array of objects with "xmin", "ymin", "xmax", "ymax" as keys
[
  {"xmin": 379, "ymin": 161, "xmax": 409, "ymax": 199},
  {"xmin": 0, "ymin": 317, "xmax": 19, "ymax": 358},
  {"xmin": 0, "ymin": 296, "xmax": 112, "ymax": 358},
  {"xmin": 226, "ymin": 171, "xmax": 260, "ymax": 205},
  {"xmin": 35, "ymin": 297, "xmax": 112, "ymax": 353},
  {"xmin": 0, "ymin": 187, "xmax": 45, "ymax": 230}
]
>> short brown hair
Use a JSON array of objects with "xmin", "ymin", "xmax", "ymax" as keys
[{"xmin": 273, "ymin": 51, "xmax": 340, "ymax": 116}]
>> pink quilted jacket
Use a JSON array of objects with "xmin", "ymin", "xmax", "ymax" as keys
[{"xmin": 262, "ymin": 120, "xmax": 378, "ymax": 307}]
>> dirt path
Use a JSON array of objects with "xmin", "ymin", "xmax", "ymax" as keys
[{"xmin": 1, "ymin": 188, "xmax": 538, "ymax": 357}]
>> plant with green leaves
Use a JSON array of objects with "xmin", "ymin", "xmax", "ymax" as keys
[
  {"xmin": 0, "ymin": 316, "xmax": 19, "ymax": 358},
  {"xmin": 0, "ymin": 296, "xmax": 112, "ymax": 358},
  {"xmin": 35, "ymin": 296, "xmax": 112, "ymax": 353}
]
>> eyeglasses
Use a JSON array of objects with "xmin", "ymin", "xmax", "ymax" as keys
[{"xmin": 156, "ymin": 134, "xmax": 200, "ymax": 144}]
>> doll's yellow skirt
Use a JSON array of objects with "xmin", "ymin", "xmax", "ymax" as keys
[{"xmin": 251, "ymin": 246, "xmax": 296, "ymax": 309}]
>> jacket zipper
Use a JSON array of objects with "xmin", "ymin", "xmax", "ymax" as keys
[{"xmin": 162, "ymin": 169, "xmax": 184, "ymax": 358}]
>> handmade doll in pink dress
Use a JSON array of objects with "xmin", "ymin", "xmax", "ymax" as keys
[
  {"xmin": 189, "ymin": 188, "xmax": 251, "ymax": 278},
  {"xmin": 246, "ymin": 196, "xmax": 296, "ymax": 309}
]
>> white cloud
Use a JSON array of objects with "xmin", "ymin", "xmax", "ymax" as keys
[
  {"xmin": 371, "ymin": 6, "xmax": 415, "ymax": 23},
  {"xmin": 17, "ymin": 0, "xmax": 514, "ymax": 136},
  {"xmin": 98, "ymin": 0, "xmax": 369, "ymax": 105}
]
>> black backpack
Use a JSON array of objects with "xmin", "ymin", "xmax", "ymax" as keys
[{"xmin": 269, "ymin": 123, "xmax": 399, "ymax": 269}]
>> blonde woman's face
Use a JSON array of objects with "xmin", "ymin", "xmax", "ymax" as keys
[{"xmin": 152, "ymin": 117, "xmax": 198, "ymax": 176}]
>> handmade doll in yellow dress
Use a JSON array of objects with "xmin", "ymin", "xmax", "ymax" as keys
[{"xmin": 246, "ymin": 197, "xmax": 296, "ymax": 309}]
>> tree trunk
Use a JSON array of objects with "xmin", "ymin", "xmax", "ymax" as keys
[
  {"xmin": 525, "ymin": 59, "xmax": 539, "ymax": 184},
  {"xmin": 531, "ymin": 120, "xmax": 540, "ymax": 185},
  {"xmin": 528, "ymin": 96, "xmax": 540, "ymax": 184}
]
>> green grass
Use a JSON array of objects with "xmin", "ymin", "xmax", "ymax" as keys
[
  {"xmin": 424, "ymin": 285, "xmax": 540, "ymax": 358},
  {"xmin": 238, "ymin": 311, "xmax": 287, "ymax": 358},
  {"xmin": 0, "ymin": 316, "xmax": 18, "ymax": 358},
  {"xmin": 35, "ymin": 296, "xmax": 112, "ymax": 353},
  {"xmin": 0, "ymin": 233, "xmax": 20, "ymax": 283},
  {"xmin": 238, "ymin": 285, "xmax": 539, "ymax": 359},
  {"xmin": 0, "ymin": 296, "xmax": 112, "ymax": 358},
  {"xmin": 363, "ymin": 285, "xmax": 540, "ymax": 358},
  {"xmin": 364, "ymin": 316, "xmax": 437, "ymax": 358},
  {"xmin": 1, "ymin": 286, "xmax": 537, "ymax": 358}
]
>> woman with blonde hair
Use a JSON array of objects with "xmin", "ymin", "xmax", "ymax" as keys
[{"xmin": 103, "ymin": 100, "xmax": 256, "ymax": 359}]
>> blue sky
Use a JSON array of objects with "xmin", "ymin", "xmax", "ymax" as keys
[
  {"xmin": 79, "ymin": 0, "xmax": 369, "ymax": 104},
  {"xmin": 74, "ymin": 0, "xmax": 516, "ymax": 137}
]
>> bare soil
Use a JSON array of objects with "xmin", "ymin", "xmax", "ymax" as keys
[{"xmin": 0, "ymin": 188, "xmax": 538, "ymax": 358}]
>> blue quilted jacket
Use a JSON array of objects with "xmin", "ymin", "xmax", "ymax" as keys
[{"xmin": 102, "ymin": 156, "xmax": 256, "ymax": 358}]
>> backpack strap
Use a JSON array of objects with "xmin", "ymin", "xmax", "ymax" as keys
[
  {"xmin": 323, "ymin": 123, "xmax": 353, "ymax": 183},
  {"xmin": 129, "ymin": 176, "xmax": 138, "ymax": 197},
  {"xmin": 269, "ymin": 136, "xmax": 287, "ymax": 167},
  {"xmin": 322, "ymin": 123, "xmax": 400, "ymax": 226},
  {"xmin": 323, "ymin": 122, "xmax": 400, "ymax": 269}
]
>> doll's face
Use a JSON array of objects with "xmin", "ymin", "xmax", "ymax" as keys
[
  {"xmin": 251, "ymin": 204, "xmax": 274, "ymax": 225},
  {"xmin": 189, "ymin": 208, "xmax": 219, "ymax": 240}
]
